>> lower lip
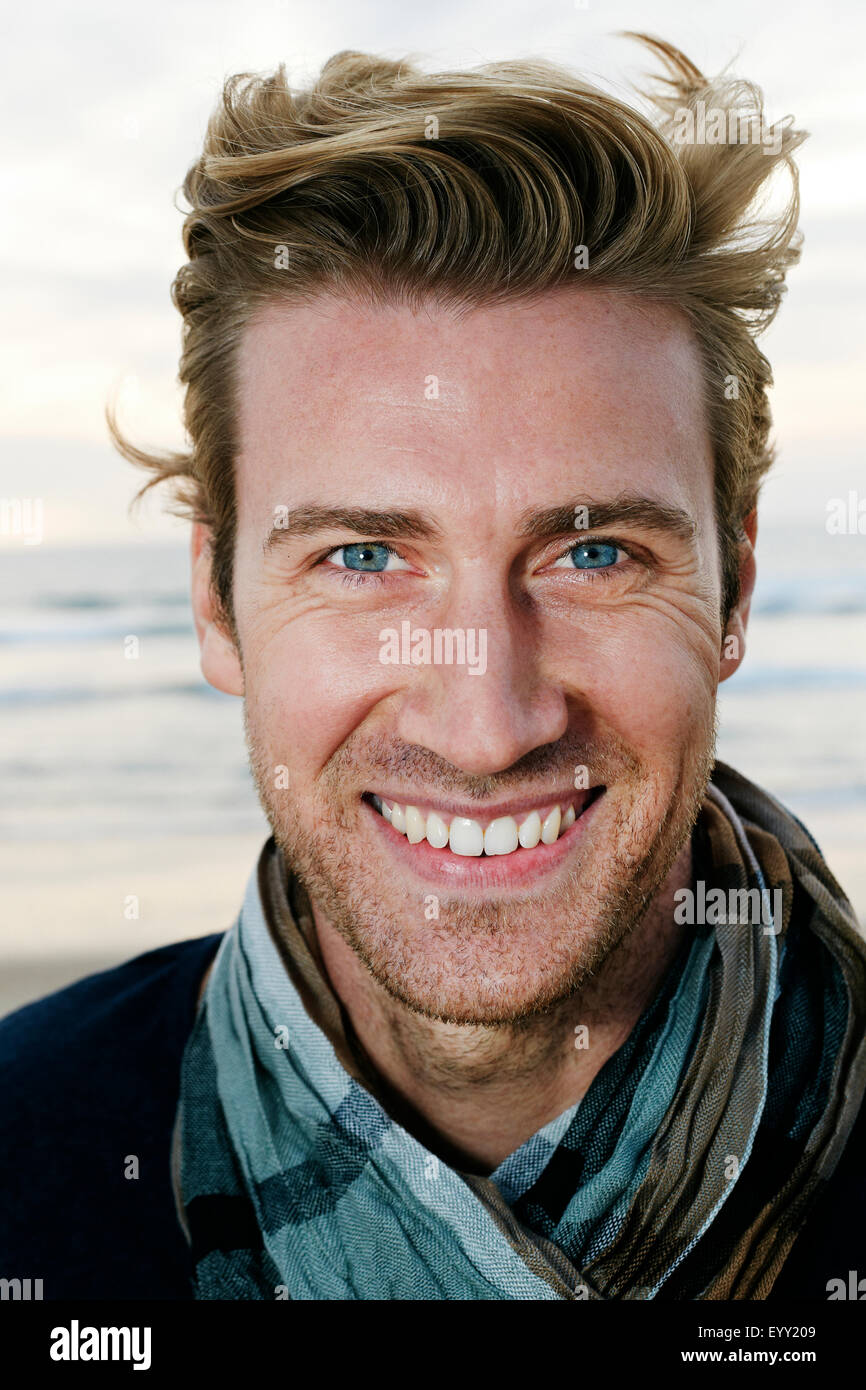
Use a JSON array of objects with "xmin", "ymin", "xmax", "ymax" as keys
[{"xmin": 362, "ymin": 793, "xmax": 604, "ymax": 892}]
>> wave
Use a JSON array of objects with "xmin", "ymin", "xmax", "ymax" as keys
[
  {"xmin": 753, "ymin": 592, "xmax": 866, "ymax": 617},
  {"xmin": 0, "ymin": 682, "xmax": 231, "ymax": 707},
  {"xmin": 722, "ymin": 667, "xmax": 866, "ymax": 693},
  {"xmin": 0, "ymin": 617, "xmax": 194, "ymax": 644},
  {"xmin": 36, "ymin": 592, "xmax": 189, "ymax": 612}
]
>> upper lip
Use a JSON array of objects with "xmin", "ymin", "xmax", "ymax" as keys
[{"xmin": 365, "ymin": 787, "xmax": 602, "ymax": 822}]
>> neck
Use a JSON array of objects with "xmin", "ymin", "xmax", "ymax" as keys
[{"xmin": 311, "ymin": 842, "xmax": 692, "ymax": 1173}]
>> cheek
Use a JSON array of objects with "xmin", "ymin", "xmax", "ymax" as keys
[
  {"xmin": 554, "ymin": 609, "xmax": 720, "ymax": 763},
  {"xmin": 243, "ymin": 618, "xmax": 406, "ymax": 769}
]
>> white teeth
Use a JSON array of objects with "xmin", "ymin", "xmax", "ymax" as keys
[
  {"xmin": 373, "ymin": 796, "xmax": 585, "ymax": 855},
  {"xmin": 425, "ymin": 811, "xmax": 449, "ymax": 850},
  {"xmin": 540, "ymin": 806, "xmax": 561, "ymax": 844},
  {"xmin": 449, "ymin": 817, "xmax": 484, "ymax": 857},
  {"xmin": 483, "ymin": 816, "xmax": 519, "ymax": 856},
  {"xmin": 517, "ymin": 809, "xmax": 542, "ymax": 849}
]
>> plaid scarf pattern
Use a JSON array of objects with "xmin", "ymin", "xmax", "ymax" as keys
[{"xmin": 174, "ymin": 762, "xmax": 866, "ymax": 1299}]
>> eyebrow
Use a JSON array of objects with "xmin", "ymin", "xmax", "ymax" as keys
[
  {"xmin": 263, "ymin": 506, "xmax": 443, "ymax": 552},
  {"xmin": 262, "ymin": 494, "xmax": 697, "ymax": 553},
  {"xmin": 518, "ymin": 495, "xmax": 698, "ymax": 544}
]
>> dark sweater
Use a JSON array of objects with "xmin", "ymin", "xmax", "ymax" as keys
[{"xmin": 0, "ymin": 935, "xmax": 862, "ymax": 1300}]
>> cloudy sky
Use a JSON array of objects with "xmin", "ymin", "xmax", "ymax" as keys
[{"xmin": 2, "ymin": 0, "xmax": 863, "ymax": 545}]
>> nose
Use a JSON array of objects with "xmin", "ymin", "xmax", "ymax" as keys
[{"xmin": 391, "ymin": 575, "xmax": 570, "ymax": 778}]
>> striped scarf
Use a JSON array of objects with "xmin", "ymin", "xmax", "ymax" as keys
[{"xmin": 174, "ymin": 762, "xmax": 866, "ymax": 1299}]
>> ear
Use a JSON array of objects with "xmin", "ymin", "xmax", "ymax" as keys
[
  {"xmin": 190, "ymin": 522, "xmax": 244, "ymax": 696},
  {"xmin": 719, "ymin": 509, "xmax": 757, "ymax": 684}
]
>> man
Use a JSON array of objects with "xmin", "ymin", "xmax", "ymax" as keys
[{"xmin": 2, "ymin": 34, "xmax": 865, "ymax": 1302}]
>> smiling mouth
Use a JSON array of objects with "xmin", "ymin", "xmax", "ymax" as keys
[{"xmin": 364, "ymin": 787, "xmax": 605, "ymax": 858}]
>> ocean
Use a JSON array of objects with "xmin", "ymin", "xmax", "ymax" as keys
[{"xmin": 1, "ymin": 522, "xmax": 864, "ymax": 1010}]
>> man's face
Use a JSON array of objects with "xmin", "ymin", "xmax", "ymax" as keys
[{"xmin": 194, "ymin": 286, "xmax": 751, "ymax": 1025}]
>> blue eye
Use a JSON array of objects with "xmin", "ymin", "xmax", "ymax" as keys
[
  {"xmin": 337, "ymin": 543, "xmax": 394, "ymax": 572},
  {"xmin": 568, "ymin": 541, "xmax": 621, "ymax": 570}
]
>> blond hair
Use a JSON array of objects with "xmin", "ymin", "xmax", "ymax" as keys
[{"xmin": 107, "ymin": 33, "xmax": 805, "ymax": 623}]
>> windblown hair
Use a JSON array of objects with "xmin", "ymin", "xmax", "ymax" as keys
[{"xmin": 107, "ymin": 33, "xmax": 805, "ymax": 625}]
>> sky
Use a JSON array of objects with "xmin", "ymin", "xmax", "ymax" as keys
[{"xmin": 1, "ymin": 0, "xmax": 864, "ymax": 547}]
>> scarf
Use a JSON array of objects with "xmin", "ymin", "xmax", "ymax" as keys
[{"xmin": 174, "ymin": 762, "xmax": 866, "ymax": 1299}]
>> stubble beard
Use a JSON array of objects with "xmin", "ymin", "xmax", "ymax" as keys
[{"xmin": 244, "ymin": 699, "xmax": 717, "ymax": 1028}]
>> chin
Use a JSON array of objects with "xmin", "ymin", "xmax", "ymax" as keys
[{"xmin": 282, "ymin": 841, "xmax": 664, "ymax": 1026}]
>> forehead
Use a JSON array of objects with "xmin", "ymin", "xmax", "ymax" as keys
[{"xmin": 233, "ymin": 287, "xmax": 714, "ymax": 525}]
